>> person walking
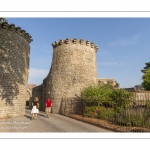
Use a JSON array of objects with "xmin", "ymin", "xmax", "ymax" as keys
[
  {"xmin": 45, "ymin": 97, "xmax": 52, "ymax": 118},
  {"xmin": 31, "ymin": 97, "xmax": 39, "ymax": 120}
]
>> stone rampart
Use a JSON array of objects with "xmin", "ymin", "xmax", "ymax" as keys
[
  {"xmin": 0, "ymin": 22, "xmax": 32, "ymax": 118},
  {"xmin": 38, "ymin": 38, "xmax": 98, "ymax": 114},
  {"xmin": 26, "ymin": 84, "xmax": 37, "ymax": 101}
]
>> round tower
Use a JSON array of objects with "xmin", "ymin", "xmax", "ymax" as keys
[
  {"xmin": 47, "ymin": 38, "xmax": 98, "ymax": 114},
  {"xmin": 0, "ymin": 22, "xmax": 32, "ymax": 118}
]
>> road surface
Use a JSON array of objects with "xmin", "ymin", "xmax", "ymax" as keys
[{"xmin": 0, "ymin": 108, "xmax": 111, "ymax": 132}]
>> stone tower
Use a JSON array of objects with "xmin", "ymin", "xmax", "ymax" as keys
[
  {"xmin": 38, "ymin": 38, "xmax": 98, "ymax": 114},
  {"xmin": 0, "ymin": 22, "xmax": 32, "ymax": 118}
]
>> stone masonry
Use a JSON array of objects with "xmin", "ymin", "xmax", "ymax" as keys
[
  {"xmin": 0, "ymin": 22, "xmax": 32, "ymax": 118},
  {"xmin": 26, "ymin": 84, "xmax": 37, "ymax": 101},
  {"xmin": 29, "ymin": 84, "xmax": 42, "ymax": 110},
  {"xmin": 32, "ymin": 38, "xmax": 98, "ymax": 115},
  {"xmin": 98, "ymin": 78, "xmax": 118, "ymax": 87}
]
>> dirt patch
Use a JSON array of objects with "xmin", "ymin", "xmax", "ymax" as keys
[{"xmin": 69, "ymin": 114, "xmax": 150, "ymax": 132}]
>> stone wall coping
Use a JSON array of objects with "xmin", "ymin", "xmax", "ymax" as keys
[
  {"xmin": 52, "ymin": 38, "xmax": 98, "ymax": 52},
  {"xmin": 0, "ymin": 22, "xmax": 33, "ymax": 43}
]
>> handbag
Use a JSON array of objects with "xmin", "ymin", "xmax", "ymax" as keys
[{"xmin": 36, "ymin": 103, "xmax": 40, "ymax": 109}]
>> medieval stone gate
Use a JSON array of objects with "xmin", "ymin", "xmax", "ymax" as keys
[{"xmin": 30, "ymin": 38, "xmax": 99, "ymax": 115}]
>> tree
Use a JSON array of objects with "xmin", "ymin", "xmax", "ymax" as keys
[
  {"xmin": 141, "ymin": 69, "xmax": 150, "ymax": 90},
  {"xmin": 141, "ymin": 62, "xmax": 150, "ymax": 90},
  {"xmin": 141, "ymin": 62, "xmax": 150, "ymax": 73},
  {"xmin": 81, "ymin": 85, "xmax": 114, "ymax": 106},
  {"xmin": 0, "ymin": 17, "xmax": 8, "ymax": 24}
]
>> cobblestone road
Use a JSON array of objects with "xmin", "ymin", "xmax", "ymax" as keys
[{"xmin": 0, "ymin": 108, "xmax": 111, "ymax": 132}]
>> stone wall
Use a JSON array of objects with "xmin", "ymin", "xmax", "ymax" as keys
[
  {"xmin": 98, "ymin": 78, "xmax": 118, "ymax": 87},
  {"xmin": 124, "ymin": 87, "xmax": 150, "ymax": 106},
  {"xmin": 130, "ymin": 91, "xmax": 150, "ymax": 106},
  {"xmin": 0, "ymin": 22, "xmax": 32, "ymax": 118},
  {"xmin": 26, "ymin": 84, "xmax": 37, "ymax": 101},
  {"xmin": 29, "ymin": 84, "xmax": 42, "ymax": 110},
  {"xmin": 36, "ymin": 38, "xmax": 98, "ymax": 115}
]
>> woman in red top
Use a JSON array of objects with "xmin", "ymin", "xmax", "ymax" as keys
[{"xmin": 45, "ymin": 98, "xmax": 52, "ymax": 118}]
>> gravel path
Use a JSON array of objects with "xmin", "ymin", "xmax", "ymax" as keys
[{"xmin": 0, "ymin": 108, "xmax": 111, "ymax": 132}]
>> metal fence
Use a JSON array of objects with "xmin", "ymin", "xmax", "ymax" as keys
[{"xmin": 63, "ymin": 93, "xmax": 150, "ymax": 132}]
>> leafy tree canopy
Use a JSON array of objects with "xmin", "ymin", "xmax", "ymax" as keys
[
  {"xmin": 141, "ymin": 62, "xmax": 150, "ymax": 73},
  {"xmin": 0, "ymin": 17, "xmax": 8, "ymax": 24},
  {"xmin": 141, "ymin": 69, "xmax": 150, "ymax": 90}
]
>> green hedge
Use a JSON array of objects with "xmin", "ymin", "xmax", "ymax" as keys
[{"xmin": 84, "ymin": 106, "xmax": 115, "ymax": 121}]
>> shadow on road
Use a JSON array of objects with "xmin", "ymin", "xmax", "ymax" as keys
[
  {"xmin": 38, "ymin": 113, "xmax": 47, "ymax": 118},
  {"xmin": 25, "ymin": 108, "xmax": 47, "ymax": 119},
  {"xmin": 24, "ymin": 115, "xmax": 32, "ymax": 120}
]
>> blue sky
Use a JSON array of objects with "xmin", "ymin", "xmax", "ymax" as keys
[{"xmin": 6, "ymin": 18, "xmax": 150, "ymax": 88}]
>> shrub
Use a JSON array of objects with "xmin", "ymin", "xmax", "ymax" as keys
[
  {"xmin": 116, "ymin": 112, "xmax": 150, "ymax": 127},
  {"xmin": 84, "ymin": 106, "xmax": 97, "ymax": 117},
  {"xmin": 96, "ymin": 107, "xmax": 115, "ymax": 120},
  {"xmin": 109, "ymin": 89, "xmax": 133, "ymax": 113},
  {"xmin": 84, "ymin": 106, "xmax": 115, "ymax": 121},
  {"xmin": 81, "ymin": 84, "xmax": 114, "ymax": 106},
  {"xmin": 146, "ymin": 99, "xmax": 150, "ymax": 108}
]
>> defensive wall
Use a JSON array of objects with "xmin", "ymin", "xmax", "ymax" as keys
[
  {"xmin": 0, "ymin": 22, "xmax": 32, "ymax": 118},
  {"xmin": 26, "ymin": 84, "xmax": 37, "ymax": 101},
  {"xmin": 31, "ymin": 38, "xmax": 98, "ymax": 115}
]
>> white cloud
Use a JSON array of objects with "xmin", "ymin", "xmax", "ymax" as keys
[{"xmin": 108, "ymin": 34, "xmax": 139, "ymax": 47}]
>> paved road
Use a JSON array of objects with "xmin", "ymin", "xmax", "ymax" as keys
[{"xmin": 0, "ymin": 108, "xmax": 111, "ymax": 132}]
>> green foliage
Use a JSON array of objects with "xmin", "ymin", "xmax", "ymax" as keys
[
  {"xmin": 84, "ymin": 106, "xmax": 97, "ymax": 117},
  {"xmin": 108, "ymin": 104, "xmax": 150, "ymax": 127},
  {"xmin": 82, "ymin": 84, "xmax": 150, "ymax": 128},
  {"xmin": 81, "ymin": 85, "xmax": 114, "ymax": 106},
  {"xmin": 141, "ymin": 62, "xmax": 150, "ymax": 73},
  {"xmin": 109, "ymin": 89, "xmax": 133, "ymax": 114},
  {"xmin": 116, "ymin": 110, "xmax": 150, "ymax": 127},
  {"xmin": 81, "ymin": 84, "xmax": 132, "ymax": 112},
  {"xmin": 84, "ymin": 106, "xmax": 115, "ymax": 120},
  {"xmin": 96, "ymin": 107, "xmax": 115, "ymax": 120},
  {"xmin": 0, "ymin": 17, "xmax": 8, "ymax": 24},
  {"xmin": 114, "ymin": 81, "xmax": 120, "ymax": 88},
  {"xmin": 146, "ymin": 99, "xmax": 150, "ymax": 108},
  {"xmin": 141, "ymin": 69, "xmax": 150, "ymax": 90}
]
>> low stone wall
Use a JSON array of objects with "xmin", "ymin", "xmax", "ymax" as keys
[
  {"xmin": 60, "ymin": 98, "xmax": 84, "ymax": 116},
  {"xmin": 26, "ymin": 84, "xmax": 37, "ymax": 102},
  {"xmin": 130, "ymin": 91, "xmax": 150, "ymax": 106}
]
